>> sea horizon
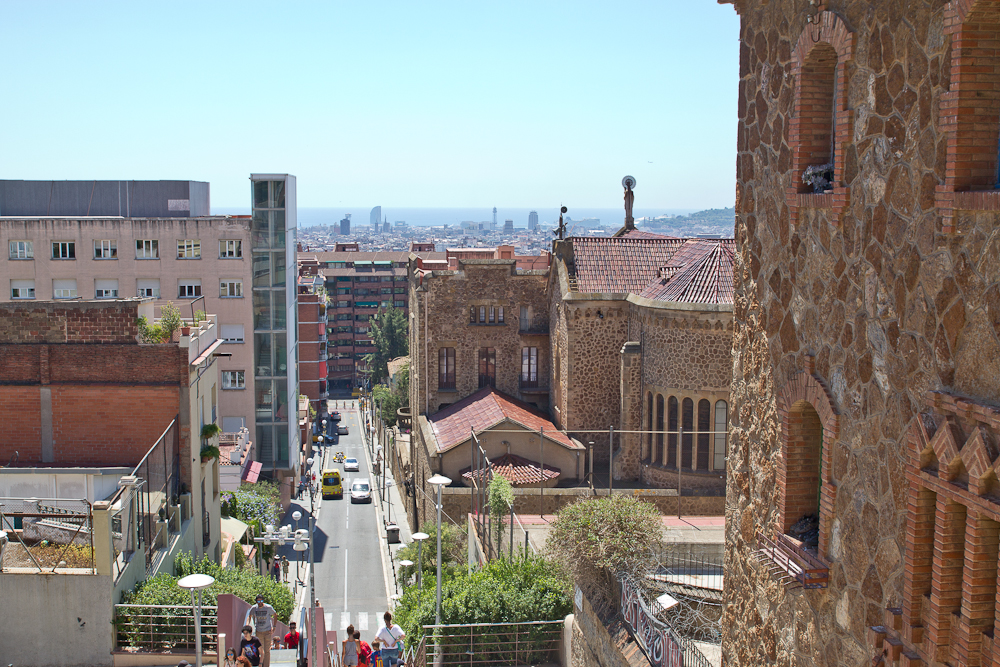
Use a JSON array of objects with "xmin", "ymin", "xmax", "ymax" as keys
[{"xmin": 212, "ymin": 206, "xmax": 717, "ymax": 228}]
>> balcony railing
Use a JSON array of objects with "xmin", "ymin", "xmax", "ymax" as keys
[
  {"xmin": 519, "ymin": 378, "xmax": 540, "ymax": 389},
  {"xmin": 755, "ymin": 531, "xmax": 828, "ymax": 589},
  {"xmin": 114, "ymin": 604, "xmax": 218, "ymax": 653}
]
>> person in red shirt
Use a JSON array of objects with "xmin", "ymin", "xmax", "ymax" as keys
[{"xmin": 284, "ymin": 622, "xmax": 300, "ymax": 649}]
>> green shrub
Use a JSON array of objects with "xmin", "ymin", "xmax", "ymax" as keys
[{"xmin": 394, "ymin": 520, "xmax": 466, "ymax": 584}]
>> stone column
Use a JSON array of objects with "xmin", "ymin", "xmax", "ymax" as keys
[
  {"xmin": 925, "ymin": 496, "xmax": 967, "ymax": 663},
  {"xmin": 901, "ymin": 486, "xmax": 936, "ymax": 644},
  {"xmin": 91, "ymin": 500, "xmax": 114, "ymax": 576},
  {"xmin": 954, "ymin": 512, "xmax": 999, "ymax": 667},
  {"xmin": 617, "ymin": 342, "xmax": 642, "ymax": 481}
]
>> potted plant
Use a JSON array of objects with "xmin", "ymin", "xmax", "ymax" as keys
[
  {"xmin": 200, "ymin": 423, "xmax": 222, "ymax": 462},
  {"xmin": 802, "ymin": 163, "xmax": 834, "ymax": 193},
  {"xmin": 200, "ymin": 444, "xmax": 221, "ymax": 463}
]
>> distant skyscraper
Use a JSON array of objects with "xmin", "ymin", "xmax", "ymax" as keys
[
  {"xmin": 370, "ymin": 206, "xmax": 381, "ymax": 230},
  {"xmin": 492, "ymin": 207, "xmax": 497, "ymax": 230},
  {"xmin": 528, "ymin": 211, "xmax": 538, "ymax": 230},
  {"xmin": 340, "ymin": 213, "xmax": 351, "ymax": 235},
  {"xmin": 383, "ymin": 221, "xmax": 390, "ymax": 232},
  {"xmin": 504, "ymin": 219, "xmax": 514, "ymax": 233}
]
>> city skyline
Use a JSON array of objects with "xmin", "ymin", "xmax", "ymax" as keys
[{"xmin": 0, "ymin": 2, "xmax": 739, "ymax": 210}]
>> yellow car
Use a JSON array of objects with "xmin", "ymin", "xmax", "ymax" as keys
[{"xmin": 322, "ymin": 469, "xmax": 343, "ymax": 499}]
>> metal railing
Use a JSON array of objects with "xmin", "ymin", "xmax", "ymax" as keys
[
  {"xmin": 419, "ymin": 620, "xmax": 562, "ymax": 667},
  {"xmin": 114, "ymin": 603, "xmax": 218, "ymax": 653},
  {"xmin": 619, "ymin": 574, "xmax": 715, "ymax": 667},
  {"xmin": 649, "ymin": 545, "xmax": 724, "ymax": 592},
  {"xmin": 132, "ymin": 418, "xmax": 181, "ymax": 572},
  {"xmin": 469, "ymin": 434, "xmax": 535, "ymax": 563},
  {"xmin": 110, "ymin": 486, "xmax": 139, "ymax": 581},
  {"xmin": 0, "ymin": 497, "xmax": 95, "ymax": 572}
]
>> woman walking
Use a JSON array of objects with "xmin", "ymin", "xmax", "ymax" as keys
[{"xmin": 342, "ymin": 624, "xmax": 360, "ymax": 667}]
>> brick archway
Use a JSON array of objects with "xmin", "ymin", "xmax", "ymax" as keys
[
  {"xmin": 786, "ymin": 11, "xmax": 856, "ymax": 226},
  {"xmin": 776, "ymin": 370, "xmax": 840, "ymax": 558}
]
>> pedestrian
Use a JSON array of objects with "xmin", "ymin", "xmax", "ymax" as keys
[
  {"xmin": 284, "ymin": 621, "xmax": 300, "ymax": 650},
  {"xmin": 281, "ymin": 555, "xmax": 290, "ymax": 583},
  {"xmin": 271, "ymin": 557, "xmax": 281, "ymax": 582},
  {"xmin": 223, "ymin": 647, "xmax": 238, "ymax": 667},
  {"xmin": 375, "ymin": 612, "xmax": 405, "ymax": 666},
  {"xmin": 244, "ymin": 595, "xmax": 277, "ymax": 667},
  {"xmin": 342, "ymin": 624, "xmax": 360, "ymax": 667},
  {"xmin": 356, "ymin": 631, "xmax": 372, "ymax": 667},
  {"xmin": 239, "ymin": 625, "xmax": 263, "ymax": 667}
]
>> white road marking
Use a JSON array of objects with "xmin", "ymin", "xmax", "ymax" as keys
[
  {"xmin": 341, "ymin": 611, "xmax": 351, "ymax": 630},
  {"xmin": 344, "ymin": 548, "xmax": 349, "ymax": 609},
  {"xmin": 358, "ymin": 612, "xmax": 369, "ymax": 631},
  {"xmin": 325, "ymin": 612, "xmax": 333, "ymax": 630}
]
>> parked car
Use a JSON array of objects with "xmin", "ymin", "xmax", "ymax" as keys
[
  {"xmin": 344, "ymin": 457, "xmax": 360, "ymax": 472},
  {"xmin": 350, "ymin": 478, "xmax": 372, "ymax": 503},
  {"xmin": 338, "ymin": 424, "xmax": 349, "ymax": 435},
  {"xmin": 331, "ymin": 411, "xmax": 341, "ymax": 422}
]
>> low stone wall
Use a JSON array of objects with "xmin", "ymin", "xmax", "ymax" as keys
[
  {"xmin": 439, "ymin": 486, "xmax": 725, "ymax": 522},
  {"xmin": 571, "ymin": 587, "xmax": 632, "ymax": 667}
]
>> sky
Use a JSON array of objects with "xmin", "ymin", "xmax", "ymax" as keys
[{"xmin": 0, "ymin": 2, "xmax": 740, "ymax": 210}]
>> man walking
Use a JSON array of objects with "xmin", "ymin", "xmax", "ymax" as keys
[{"xmin": 245, "ymin": 595, "xmax": 277, "ymax": 667}]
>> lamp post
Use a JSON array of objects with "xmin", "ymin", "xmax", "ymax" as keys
[
  {"xmin": 398, "ymin": 559, "xmax": 413, "ymax": 592},
  {"xmin": 411, "ymin": 532, "xmax": 429, "ymax": 592},
  {"xmin": 427, "ymin": 474, "xmax": 451, "ymax": 626},
  {"xmin": 177, "ymin": 573, "xmax": 215, "ymax": 667},
  {"xmin": 255, "ymin": 459, "xmax": 317, "ymax": 667}
]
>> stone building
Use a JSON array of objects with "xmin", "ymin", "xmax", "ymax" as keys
[{"xmin": 721, "ymin": 1, "xmax": 1000, "ymax": 666}]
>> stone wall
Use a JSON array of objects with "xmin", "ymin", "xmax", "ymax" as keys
[
  {"xmin": 571, "ymin": 588, "xmax": 633, "ymax": 667},
  {"xmin": 722, "ymin": 1, "xmax": 1000, "ymax": 666}
]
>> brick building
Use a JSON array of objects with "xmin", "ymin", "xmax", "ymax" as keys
[
  {"xmin": 721, "ymin": 2, "xmax": 1000, "ymax": 666},
  {"xmin": 405, "ymin": 231, "xmax": 734, "ymax": 527},
  {"xmin": 297, "ymin": 265, "xmax": 329, "ymax": 415},
  {"xmin": 0, "ymin": 299, "xmax": 222, "ymax": 561}
]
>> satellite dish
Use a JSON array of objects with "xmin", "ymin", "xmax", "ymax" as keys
[{"xmin": 622, "ymin": 175, "xmax": 637, "ymax": 189}]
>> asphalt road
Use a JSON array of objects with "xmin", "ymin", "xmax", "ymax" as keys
[{"xmin": 311, "ymin": 402, "xmax": 388, "ymax": 640}]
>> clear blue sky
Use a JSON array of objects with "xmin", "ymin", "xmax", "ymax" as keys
[{"xmin": 0, "ymin": 2, "xmax": 740, "ymax": 210}]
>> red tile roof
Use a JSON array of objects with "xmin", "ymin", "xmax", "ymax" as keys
[
  {"xmin": 638, "ymin": 239, "xmax": 735, "ymax": 304},
  {"xmin": 619, "ymin": 229, "xmax": 679, "ymax": 240},
  {"xmin": 429, "ymin": 387, "xmax": 581, "ymax": 452},
  {"xmin": 569, "ymin": 236, "xmax": 686, "ymax": 294},
  {"xmin": 460, "ymin": 453, "xmax": 561, "ymax": 486}
]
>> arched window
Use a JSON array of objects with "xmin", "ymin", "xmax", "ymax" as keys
[
  {"xmin": 697, "ymin": 399, "xmax": 711, "ymax": 470},
  {"xmin": 782, "ymin": 400, "xmax": 823, "ymax": 546},
  {"xmin": 714, "ymin": 400, "xmax": 728, "ymax": 471},
  {"xmin": 795, "ymin": 43, "xmax": 838, "ymax": 193},
  {"xmin": 667, "ymin": 397, "xmax": 678, "ymax": 468},
  {"xmin": 681, "ymin": 398, "xmax": 694, "ymax": 469},
  {"xmin": 646, "ymin": 392, "xmax": 654, "ymax": 459},
  {"xmin": 655, "ymin": 394, "xmax": 665, "ymax": 465}
]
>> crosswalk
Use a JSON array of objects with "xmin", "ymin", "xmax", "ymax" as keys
[{"xmin": 326, "ymin": 611, "xmax": 382, "ymax": 632}]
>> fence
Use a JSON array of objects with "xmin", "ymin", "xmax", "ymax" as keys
[
  {"xmin": 132, "ymin": 418, "xmax": 181, "ymax": 572},
  {"xmin": 468, "ymin": 432, "xmax": 536, "ymax": 563},
  {"xmin": 619, "ymin": 574, "xmax": 715, "ymax": 667},
  {"xmin": 419, "ymin": 620, "xmax": 563, "ymax": 667},
  {"xmin": 110, "ymin": 485, "xmax": 139, "ymax": 581},
  {"xmin": 114, "ymin": 603, "xmax": 219, "ymax": 653},
  {"xmin": 649, "ymin": 545, "xmax": 724, "ymax": 593},
  {"xmin": 0, "ymin": 497, "xmax": 95, "ymax": 572}
]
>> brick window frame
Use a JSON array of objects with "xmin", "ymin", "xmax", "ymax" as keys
[
  {"xmin": 935, "ymin": 0, "xmax": 1000, "ymax": 233},
  {"xmin": 875, "ymin": 390, "xmax": 1000, "ymax": 666},
  {"xmin": 785, "ymin": 11, "xmax": 856, "ymax": 226},
  {"xmin": 775, "ymin": 368, "xmax": 839, "ymax": 559}
]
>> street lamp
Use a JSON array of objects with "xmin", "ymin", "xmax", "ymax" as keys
[
  {"xmin": 427, "ymin": 474, "xmax": 451, "ymax": 626},
  {"xmin": 411, "ymin": 532, "xmax": 429, "ymax": 591},
  {"xmin": 398, "ymin": 559, "xmax": 413, "ymax": 593},
  {"xmin": 177, "ymin": 573, "xmax": 215, "ymax": 667}
]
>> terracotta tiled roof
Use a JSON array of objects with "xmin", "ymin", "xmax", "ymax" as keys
[
  {"xmin": 460, "ymin": 453, "xmax": 561, "ymax": 486},
  {"xmin": 620, "ymin": 229, "xmax": 679, "ymax": 240},
  {"xmin": 639, "ymin": 239, "xmax": 735, "ymax": 304},
  {"xmin": 569, "ymin": 236, "xmax": 686, "ymax": 293},
  {"xmin": 428, "ymin": 387, "xmax": 581, "ymax": 452}
]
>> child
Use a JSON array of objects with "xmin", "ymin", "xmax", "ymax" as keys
[
  {"xmin": 223, "ymin": 648, "xmax": 238, "ymax": 667},
  {"xmin": 356, "ymin": 631, "xmax": 372, "ymax": 667}
]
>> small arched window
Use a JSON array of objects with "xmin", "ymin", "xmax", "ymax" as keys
[
  {"xmin": 655, "ymin": 395, "xmax": 665, "ymax": 465},
  {"xmin": 714, "ymin": 401, "xmax": 728, "ymax": 471},
  {"xmin": 646, "ymin": 392, "xmax": 654, "ymax": 459},
  {"xmin": 783, "ymin": 400, "xmax": 824, "ymax": 548},
  {"xmin": 667, "ymin": 397, "xmax": 678, "ymax": 468},
  {"xmin": 681, "ymin": 398, "xmax": 694, "ymax": 469},
  {"xmin": 697, "ymin": 399, "xmax": 711, "ymax": 470},
  {"xmin": 796, "ymin": 43, "xmax": 839, "ymax": 194}
]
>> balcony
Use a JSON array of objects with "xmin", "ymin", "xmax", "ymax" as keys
[
  {"xmin": 754, "ymin": 531, "xmax": 828, "ymax": 589},
  {"xmin": 519, "ymin": 325, "xmax": 550, "ymax": 336}
]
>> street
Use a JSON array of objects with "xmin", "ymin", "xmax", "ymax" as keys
[{"xmin": 310, "ymin": 402, "xmax": 388, "ymax": 637}]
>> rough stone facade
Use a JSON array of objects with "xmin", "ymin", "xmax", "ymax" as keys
[{"xmin": 723, "ymin": 1, "xmax": 1000, "ymax": 665}]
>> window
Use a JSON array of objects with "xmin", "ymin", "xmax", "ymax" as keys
[
  {"xmin": 177, "ymin": 239, "xmax": 201, "ymax": 259},
  {"xmin": 95, "ymin": 279, "xmax": 119, "ymax": 299},
  {"xmin": 479, "ymin": 306, "xmax": 486, "ymax": 323},
  {"xmin": 681, "ymin": 398, "xmax": 694, "ymax": 469},
  {"xmin": 51, "ymin": 241, "xmax": 75, "ymax": 259},
  {"xmin": 394, "ymin": 300, "xmax": 406, "ymax": 308},
  {"xmin": 646, "ymin": 392, "xmax": 654, "ymax": 459},
  {"xmin": 53, "ymin": 279, "xmax": 77, "ymax": 299},
  {"xmin": 222, "ymin": 371, "xmax": 246, "ymax": 389},
  {"xmin": 439, "ymin": 347, "xmax": 456, "ymax": 390},
  {"xmin": 137, "ymin": 279, "xmax": 160, "ymax": 298},
  {"xmin": 520, "ymin": 306, "xmax": 528, "ymax": 331},
  {"xmin": 136, "ymin": 239, "xmax": 159, "ymax": 259},
  {"xmin": 714, "ymin": 401, "xmax": 728, "ymax": 471},
  {"xmin": 11, "ymin": 279, "xmax": 34, "ymax": 299},
  {"xmin": 697, "ymin": 399, "xmax": 711, "ymax": 470},
  {"xmin": 498, "ymin": 306, "xmax": 504, "ymax": 323},
  {"xmin": 221, "ymin": 324, "xmax": 245, "ymax": 343},
  {"xmin": 489, "ymin": 306, "xmax": 496, "ymax": 324},
  {"xmin": 9, "ymin": 241, "xmax": 32, "ymax": 259},
  {"xmin": 220, "ymin": 280, "xmax": 243, "ymax": 297},
  {"xmin": 667, "ymin": 397, "xmax": 678, "ymax": 468},
  {"xmin": 178, "ymin": 280, "xmax": 202, "ymax": 298},
  {"xmin": 470, "ymin": 306, "xmax": 476, "ymax": 324},
  {"xmin": 520, "ymin": 347, "xmax": 538, "ymax": 388},
  {"xmin": 94, "ymin": 240, "xmax": 117, "ymax": 259},
  {"xmin": 220, "ymin": 240, "xmax": 242, "ymax": 258},
  {"xmin": 782, "ymin": 401, "xmax": 823, "ymax": 535},
  {"xmin": 656, "ymin": 395, "xmax": 665, "ymax": 464},
  {"xmin": 478, "ymin": 348, "xmax": 496, "ymax": 388}
]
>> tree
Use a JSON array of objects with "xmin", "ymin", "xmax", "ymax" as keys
[
  {"xmin": 546, "ymin": 495, "xmax": 663, "ymax": 606},
  {"xmin": 364, "ymin": 305, "xmax": 408, "ymax": 385},
  {"xmin": 394, "ymin": 519, "xmax": 467, "ymax": 585},
  {"xmin": 488, "ymin": 474, "xmax": 513, "ymax": 552}
]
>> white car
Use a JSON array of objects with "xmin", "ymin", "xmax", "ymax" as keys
[
  {"xmin": 344, "ymin": 457, "xmax": 360, "ymax": 472},
  {"xmin": 350, "ymin": 479, "xmax": 372, "ymax": 503}
]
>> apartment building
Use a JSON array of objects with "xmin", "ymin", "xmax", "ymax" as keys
[
  {"xmin": 300, "ymin": 242, "xmax": 445, "ymax": 393},
  {"xmin": 297, "ymin": 268, "xmax": 329, "ymax": 414},
  {"xmin": 0, "ymin": 176, "xmax": 300, "ymax": 480}
]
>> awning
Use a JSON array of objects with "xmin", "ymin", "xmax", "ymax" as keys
[
  {"xmin": 221, "ymin": 516, "xmax": 250, "ymax": 542},
  {"xmin": 191, "ymin": 338, "xmax": 225, "ymax": 366},
  {"xmin": 243, "ymin": 461, "xmax": 262, "ymax": 483}
]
